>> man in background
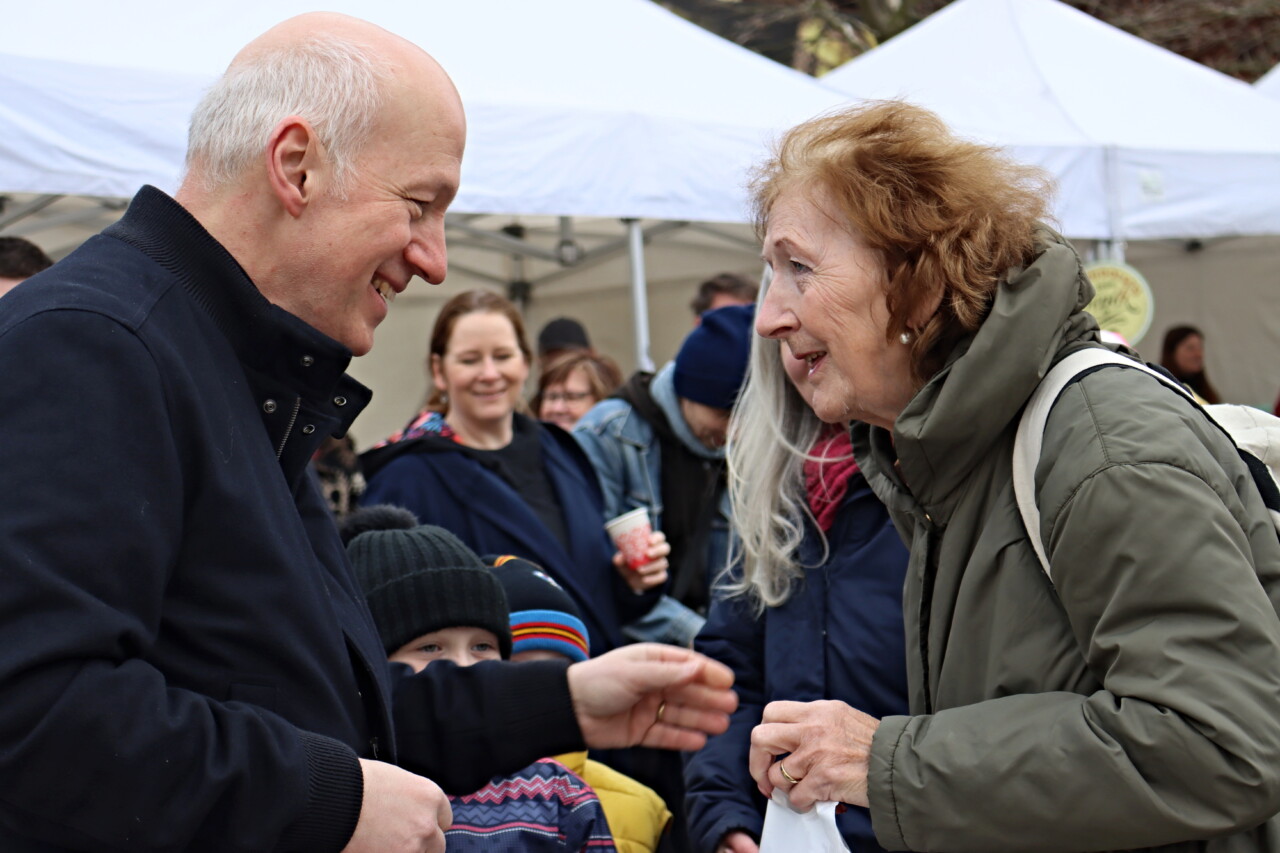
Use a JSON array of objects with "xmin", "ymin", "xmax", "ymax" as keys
[
  {"xmin": 0, "ymin": 235, "xmax": 53, "ymax": 297},
  {"xmin": 576, "ymin": 304, "xmax": 756, "ymax": 646},
  {"xmin": 689, "ymin": 272, "xmax": 757, "ymax": 323}
]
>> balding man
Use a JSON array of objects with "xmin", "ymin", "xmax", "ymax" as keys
[{"xmin": 0, "ymin": 14, "xmax": 734, "ymax": 853}]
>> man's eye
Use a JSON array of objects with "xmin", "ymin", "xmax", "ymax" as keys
[{"xmin": 790, "ymin": 259, "xmax": 810, "ymax": 274}]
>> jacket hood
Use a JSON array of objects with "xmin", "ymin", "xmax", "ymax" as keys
[
  {"xmin": 651, "ymin": 362, "xmax": 726, "ymax": 461},
  {"xmin": 868, "ymin": 229, "xmax": 1099, "ymax": 519}
]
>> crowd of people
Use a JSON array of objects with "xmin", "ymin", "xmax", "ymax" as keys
[{"xmin": 3, "ymin": 10, "xmax": 1280, "ymax": 853}]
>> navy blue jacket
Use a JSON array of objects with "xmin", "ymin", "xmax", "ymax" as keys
[
  {"xmin": 0, "ymin": 188, "xmax": 584, "ymax": 852},
  {"xmin": 684, "ymin": 475, "xmax": 910, "ymax": 853},
  {"xmin": 362, "ymin": 417, "xmax": 655, "ymax": 655}
]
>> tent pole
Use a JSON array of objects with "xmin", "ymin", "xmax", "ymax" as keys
[
  {"xmin": 624, "ymin": 218, "xmax": 654, "ymax": 372},
  {"xmin": 1103, "ymin": 146, "xmax": 1126, "ymax": 263}
]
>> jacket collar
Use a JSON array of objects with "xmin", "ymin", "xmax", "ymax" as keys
[
  {"xmin": 857, "ymin": 229, "xmax": 1098, "ymax": 522},
  {"xmin": 105, "ymin": 187, "xmax": 372, "ymax": 480},
  {"xmin": 650, "ymin": 362, "xmax": 725, "ymax": 461}
]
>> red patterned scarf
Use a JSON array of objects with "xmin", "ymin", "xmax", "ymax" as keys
[{"xmin": 803, "ymin": 427, "xmax": 859, "ymax": 532}]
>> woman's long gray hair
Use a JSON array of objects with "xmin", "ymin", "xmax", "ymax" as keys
[{"xmin": 723, "ymin": 278, "xmax": 833, "ymax": 612}]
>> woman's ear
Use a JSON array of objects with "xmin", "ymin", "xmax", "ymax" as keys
[
  {"xmin": 909, "ymin": 285, "xmax": 945, "ymax": 333},
  {"xmin": 429, "ymin": 353, "xmax": 446, "ymax": 393}
]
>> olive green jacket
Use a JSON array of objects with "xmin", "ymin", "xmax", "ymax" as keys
[{"xmin": 855, "ymin": 232, "xmax": 1280, "ymax": 852}]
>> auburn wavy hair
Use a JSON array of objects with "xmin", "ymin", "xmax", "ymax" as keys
[{"xmin": 752, "ymin": 100, "xmax": 1055, "ymax": 385}]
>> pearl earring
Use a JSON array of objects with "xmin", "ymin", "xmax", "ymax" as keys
[{"xmin": 899, "ymin": 331, "xmax": 912, "ymax": 345}]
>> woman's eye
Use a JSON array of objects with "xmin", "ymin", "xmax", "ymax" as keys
[{"xmin": 790, "ymin": 259, "xmax": 810, "ymax": 274}]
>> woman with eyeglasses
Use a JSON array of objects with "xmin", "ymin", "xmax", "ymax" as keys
[{"xmin": 533, "ymin": 350, "xmax": 624, "ymax": 432}]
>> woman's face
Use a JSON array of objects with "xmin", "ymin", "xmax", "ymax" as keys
[
  {"xmin": 756, "ymin": 187, "xmax": 917, "ymax": 430},
  {"xmin": 431, "ymin": 310, "xmax": 530, "ymax": 431},
  {"xmin": 538, "ymin": 366, "xmax": 597, "ymax": 431},
  {"xmin": 1173, "ymin": 333, "xmax": 1204, "ymax": 375}
]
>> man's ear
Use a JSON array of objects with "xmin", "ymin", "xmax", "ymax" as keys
[{"xmin": 265, "ymin": 116, "xmax": 320, "ymax": 218}]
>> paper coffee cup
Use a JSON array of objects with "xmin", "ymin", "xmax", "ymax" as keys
[{"xmin": 605, "ymin": 507, "xmax": 652, "ymax": 570}]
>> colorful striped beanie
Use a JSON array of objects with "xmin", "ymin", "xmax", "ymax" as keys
[{"xmin": 485, "ymin": 555, "xmax": 590, "ymax": 662}]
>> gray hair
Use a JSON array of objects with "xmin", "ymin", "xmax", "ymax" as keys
[
  {"xmin": 186, "ymin": 34, "xmax": 392, "ymax": 194},
  {"xmin": 723, "ymin": 276, "xmax": 831, "ymax": 612}
]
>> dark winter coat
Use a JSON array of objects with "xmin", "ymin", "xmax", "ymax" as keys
[
  {"xmin": 0, "ymin": 187, "xmax": 584, "ymax": 852},
  {"xmin": 685, "ymin": 476, "xmax": 910, "ymax": 853},
  {"xmin": 857, "ymin": 230, "xmax": 1280, "ymax": 851},
  {"xmin": 362, "ymin": 415, "xmax": 656, "ymax": 654}
]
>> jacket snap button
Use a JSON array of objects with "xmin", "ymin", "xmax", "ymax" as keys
[
  {"xmin": 333, "ymin": 395, "xmax": 347, "ymax": 407},
  {"xmin": 262, "ymin": 399, "xmax": 277, "ymax": 414},
  {"xmin": 301, "ymin": 424, "xmax": 316, "ymax": 435},
  {"xmin": 300, "ymin": 355, "xmax": 315, "ymax": 367}
]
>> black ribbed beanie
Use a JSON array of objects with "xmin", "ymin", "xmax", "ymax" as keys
[{"xmin": 348, "ymin": 524, "xmax": 512, "ymax": 658}]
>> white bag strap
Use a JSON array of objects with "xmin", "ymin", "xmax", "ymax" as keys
[{"xmin": 1013, "ymin": 348, "xmax": 1194, "ymax": 580}]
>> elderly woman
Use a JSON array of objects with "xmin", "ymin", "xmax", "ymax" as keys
[
  {"xmin": 683, "ymin": 321, "xmax": 909, "ymax": 853},
  {"xmin": 746, "ymin": 101, "xmax": 1280, "ymax": 851}
]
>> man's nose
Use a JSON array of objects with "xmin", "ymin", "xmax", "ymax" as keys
[{"xmin": 405, "ymin": 225, "xmax": 447, "ymax": 285}]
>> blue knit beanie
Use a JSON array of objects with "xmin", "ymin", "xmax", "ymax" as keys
[
  {"xmin": 486, "ymin": 555, "xmax": 590, "ymax": 663},
  {"xmin": 673, "ymin": 304, "xmax": 756, "ymax": 410}
]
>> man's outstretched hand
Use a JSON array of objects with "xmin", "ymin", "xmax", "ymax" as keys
[{"xmin": 566, "ymin": 643, "xmax": 737, "ymax": 751}]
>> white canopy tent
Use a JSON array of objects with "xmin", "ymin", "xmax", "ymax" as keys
[
  {"xmin": 1259, "ymin": 63, "xmax": 1280, "ymax": 100},
  {"xmin": 820, "ymin": 0, "xmax": 1280, "ymax": 244},
  {"xmin": 0, "ymin": 0, "xmax": 845, "ymax": 388},
  {"xmin": 0, "ymin": 0, "xmax": 848, "ymax": 219}
]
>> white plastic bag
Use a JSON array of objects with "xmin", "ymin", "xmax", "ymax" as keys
[{"xmin": 758, "ymin": 788, "xmax": 851, "ymax": 853}]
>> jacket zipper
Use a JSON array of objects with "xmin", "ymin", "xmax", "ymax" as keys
[
  {"xmin": 275, "ymin": 396, "xmax": 301, "ymax": 459},
  {"xmin": 917, "ymin": 523, "xmax": 939, "ymax": 715}
]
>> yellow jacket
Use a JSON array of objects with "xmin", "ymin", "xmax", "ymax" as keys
[{"xmin": 553, "ymin": 751, "xmax": 671, "ymax": 853}]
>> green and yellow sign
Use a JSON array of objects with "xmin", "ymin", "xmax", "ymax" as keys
[{"xmin": 1084, "ymin": 261, "xmax": 1154, "ymax": 346}]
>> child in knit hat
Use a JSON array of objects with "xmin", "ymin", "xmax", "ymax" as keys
[
  {"xmin": 345, "ymin": 513, "xmax": 617, "ymax": 853},
  {"xmin": 488, "ymin": 555, "xmax": 674, "ymax": 853}
]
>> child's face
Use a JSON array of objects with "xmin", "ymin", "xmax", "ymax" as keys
[
  {"xmin": 511, "ymin": 648, "xmax": 572, "ymax": 663},
  {"xmin": 389, "ymin": 627, "xmax": 503, "ymax": 672}
]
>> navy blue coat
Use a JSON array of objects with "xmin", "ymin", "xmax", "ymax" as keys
[
  {"xmin": 0, "ymin": 188, "xmax": 584, "ymax": 852},
  {"xmin": 684, "ymin": 475, "xmax": 910, "ymax": 853},
  {"xmin": 362, "ymin": 417, "xmax": 656, "ymax": 655}
]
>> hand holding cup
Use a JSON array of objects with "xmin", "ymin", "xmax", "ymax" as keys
[{"xmin": 605, "ymin": 509, "xmax": 668, "ymax": 593}]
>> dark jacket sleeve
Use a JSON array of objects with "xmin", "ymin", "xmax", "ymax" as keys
[
  {"xmin": 685, "ymin": 588, "xmax": 768, "ymax": 851},
  {"xmin": 392, "ymin": 658, "xmax": 586, "ymax": 794},
  {"xmin": 0, "ymin": 310, "xmax": 361, "ymax": 852}
]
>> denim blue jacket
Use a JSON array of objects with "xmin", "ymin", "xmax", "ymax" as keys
[{"xmin": 574, "ymin": 365, "xmax": 731, "ymax": 645}]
